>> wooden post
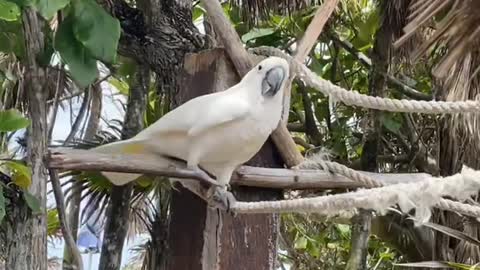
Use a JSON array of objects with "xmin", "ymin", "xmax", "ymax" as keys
[{"xmin": 167, "ymin": 48, "xmax": 282, "ymax": 270}]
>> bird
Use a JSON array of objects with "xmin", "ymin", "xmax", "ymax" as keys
[{"xmin": 92, "ymin": 56, "xmax": 289, "ymax": 207}]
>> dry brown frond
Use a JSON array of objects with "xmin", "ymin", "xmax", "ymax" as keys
[
  {"xmin": 380, "ymin": 0, "xmax": 422, "ymax": 64},
  {"xmin": 441, "ymin": 52, "xmax": 480, "ymax": 171},
  {"xmin": 228, "ymin": 0, "xmax": 324, "ymax": 26},
  {"xmin": 454, "ymin": 220, "xmax": 480, "ymax": 264},
  {"xmin": 395, "ymin": 0, "xmax": 480, "ymax": 79}
]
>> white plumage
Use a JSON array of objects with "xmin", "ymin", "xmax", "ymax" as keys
[{"xmin": 93, "ymin": 56, "xmax": 289, "ymax": 188}]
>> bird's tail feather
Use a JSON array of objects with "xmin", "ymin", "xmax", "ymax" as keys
[{"xmin": 91, "ymin": 139, "xmax": 149, "ymax": 186}]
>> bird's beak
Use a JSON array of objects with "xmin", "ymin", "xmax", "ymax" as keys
[{"xmin": 262, "ymin": 67, "xmax": 285, "ymax": 96}]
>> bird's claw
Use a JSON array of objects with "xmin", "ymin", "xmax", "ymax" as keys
[
  {"xmin": 188, "ymin": 164, "xmax": 223, "ymax": 188},
  {"xmin": 206, "ymin": 186, "xmax": 237, "ymax": 215}
]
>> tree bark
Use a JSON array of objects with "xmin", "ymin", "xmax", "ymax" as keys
[
  {"xmin": 167, "ymin": 48, "xmax": 282, "ymax": 270},
  {"xmin": 346, "ymin": 9, "xmax": 392, "ymax": 270},
  {"xmin": 346, "ymin": 209, "xmax": 373, "ymax": 270},
  {"xmin": 98, "ymin": 65, "xmax": 149, "ymax": 270},
  {"xmin": 6, "ymin": 7, "xmax": 48, "ymax": 270}
]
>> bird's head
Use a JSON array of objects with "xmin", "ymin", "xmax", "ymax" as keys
[{"xmin": 243, "ymin": 56, "xmax": 290, "ymax": 98}]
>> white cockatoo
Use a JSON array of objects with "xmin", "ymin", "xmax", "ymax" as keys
[{"xmin": 92, "ymin": 56, "xmax": 289, "ymax": 205}]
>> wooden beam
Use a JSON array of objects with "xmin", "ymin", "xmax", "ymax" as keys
[
  {"xmin": 202, "ymin": 0, "xmax": 304, "ymax": 167},
  {"xmin": 48, "ymin": 149, "xmax": 219, "ymax": 187},
  {"xmin": 47, "ymin": 148, "xmax": 432, "ymax": 190},
  {"xmin": 167, "ymin": 49, "xmax": 282, "ymax": 270},
  {"xmin": 202, "ymin": 0, "xmax": 340, "ymax": 168},
  {"xmin": 282, "ymin": 0, "xmax": 340, "ymax": 122},
  {"xmin": 201, "ymin": 0, "xmax": 254, "ymax": 76},
  {"xmin": 293, "ymin": 0, "xmax": 340, "ymax": 61}
]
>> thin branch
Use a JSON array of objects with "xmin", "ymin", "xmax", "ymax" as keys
[
  {"xmin": 48, "ymin": 169, "xmax": 84, "ymax": 270},
  {"xmin": 299, "ymin": 83, "xmax": 322, "ymax": 145},
  {"xmin": 46, "ymin": 149, "xmax": 432, "ymax": 190},
  {"xmin": 64, "ymin": 89, "xmax": 90, "ymax": 144},
  {"xmin": 48, "ymin": 66, "xmax": 64, "ymax": 142},
  {"xmin": 328, "ymin": 33, "xmax": 431, "ymax": 101},
  {"xmin": 47, "ymin": 90, "xmax": 84, "ymax": 105},
  {"xmin": 287, "ymin": 122, "xmax": 305, "ymax": 132}
]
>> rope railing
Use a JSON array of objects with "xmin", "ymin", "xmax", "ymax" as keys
[
  {"xmin": 250, "ymin": 46, "xmax": 480, "ymax": 114},
  {"xmin": 232, "ymin": 164, "xmax": 480, "ymax": 219},
  {"xmin": 235, "ymin": 47, "xmax": 480, "ymax": 218}
]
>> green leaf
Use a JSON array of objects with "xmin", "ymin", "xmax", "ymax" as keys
[
  {"xmin": 72, "ymin": 0, "xmax": 120, "ymax": 63},
  {"xmin": 4, "ymin": 0, "xmax": 33, "ymax": 8},
  {"xmin": 382, "ymin": 114, "xmax": 402, "ymax": 134},
  {"xmin": 35, "ymin": 0, "xmax": 70, "ymax": 20},
  {"xmin": 193, "ymin": 5, "xmax": 205, "ymax": 22},
  {"xmin": 0, "ymin": 109, "xmax": 30, "ymax": 131},
  {"xmin": 1, "ymin": 160, "xmax": 32, "ymax": 189},
  {"xmin": 135, "ymin": 175, "xmax": 153, "ymax": 188},
  {"xmin": 0, "ymin": 0, "xmax": 20, "ymax": 21},
  {"xmin": 108, "ymin": 77, "xmax": 129, "ymax": 95},
  {"xmin": 294, "ymin": 236, "xmax": 308, "ymax": 249},
  {"xmin": 1, "ymin": 160, "xmax": 31, "ymax": 178},
  {"xmin": 47, "ymin": 208, "xmax": 60, "ymax": 237},
  {"xmin": 54, "ymin": 15, "xmax": 98, "ymax": 87},
  {"xmin": 241, "ymin": 28, "xmax": 275, "ymax": 43},
  {"xmin": 0, "ymin": 20, "xmax": 25, "ymax": 56},
  {"xmin": 0, "ymin": 186, "xmax": 5, "ymax": 223},
  {"xmin": 23, "ymin": 192, "xmax": 41, "ymax": 214}
]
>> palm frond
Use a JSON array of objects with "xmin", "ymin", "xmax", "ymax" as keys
[
  {"xmin": 442, "ymin": 52, "xmax": 480, "ymax": 170},
  {"xmin": 395, "ymin": 0, "xmax": 480, "ymax": 79},
  {"xmin": 227, "ymin": 0, "xmax": 323, "ymax": 26},
  {"xmin": 380, "ymin": 0, "xmax": 418, "ymax": 61},
  {"xmin": 454, "ymin": 220, "xmax": 480, "ymax": 264}
]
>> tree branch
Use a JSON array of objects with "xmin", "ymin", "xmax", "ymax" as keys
[
  {"xmin": 48, "ymin": 169, "xmax": 84, "ymax": 270},
  {"xmin": 201, "ymin": 0, "xmax": 304, "ymax": 167},
  {"xmin": 64, "ymin": 89, "xmax": 90, "ymax": 144},
  {"xmin": 328, "ymin": 33, "xmax": 431, "ymax": 101},
  {"xmin": 283, "ymin": 0, "xmax": 340, "ymax": 121},
  {"xmin": 46, "ymin": 149, "xmax": 432, "ymax": 190}
]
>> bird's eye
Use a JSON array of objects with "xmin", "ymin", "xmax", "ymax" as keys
[{"xmin": 258, "ymin": 65, "xmax": 262, "ymax": 71}]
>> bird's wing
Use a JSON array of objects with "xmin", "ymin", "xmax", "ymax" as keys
[
  {"xmin": 187, "ymin": 94, "xmax": 250, "ymax": 137},
  {"xmin": 135, "ymin": 90, "xmax": 250, "ymax": 139},
  {"xmin": 134, "ymin": 92, "xmax": 223, "ymax": 138}
]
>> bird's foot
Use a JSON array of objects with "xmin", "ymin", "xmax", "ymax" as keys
[
  {"xmin": 187, "ymin": 164, "xmax": 223, "ymax": 188},
  {"xmin": 206, "ymin": 185, "xmax": 237, "ymax": 215}
]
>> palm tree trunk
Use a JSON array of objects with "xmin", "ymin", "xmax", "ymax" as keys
[
  {"xmin": 99, "ymin": 66, "xmax": 150, "ymax": 270},
  {"xmin": 6, "ymin": 7, "xmax": 48, "ymax": 270}
]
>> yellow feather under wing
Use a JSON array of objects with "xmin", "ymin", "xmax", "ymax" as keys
[
  {"xmin": 91, "ymin": 139, "xmax": 147, "ymax": 185},
  {"xmin": 121, "ymin": 143, "xmax": 147, "ymax": 154}
]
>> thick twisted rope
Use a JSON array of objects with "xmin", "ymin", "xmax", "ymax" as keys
[
  {"xmin": 232, "ymin": 165, "xmax": 480, "ymax": 219},
  {"xmin": 435, "ymin": 199, "xmax": 480, "ymax": 217},
  {"xmin": 319, "ymin": 161, "xmax": 480, "ymax": 218},
  {"xmin": 230, "ymin": 47, "xmax": 480, "ymax": 218},
  {"xmin": 232, "ymin": 154, "xmax": 480, "ymax": 218},
  {"xmin": 250, "ymin": 46, "xmax": 480, "ymax": 114}
]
